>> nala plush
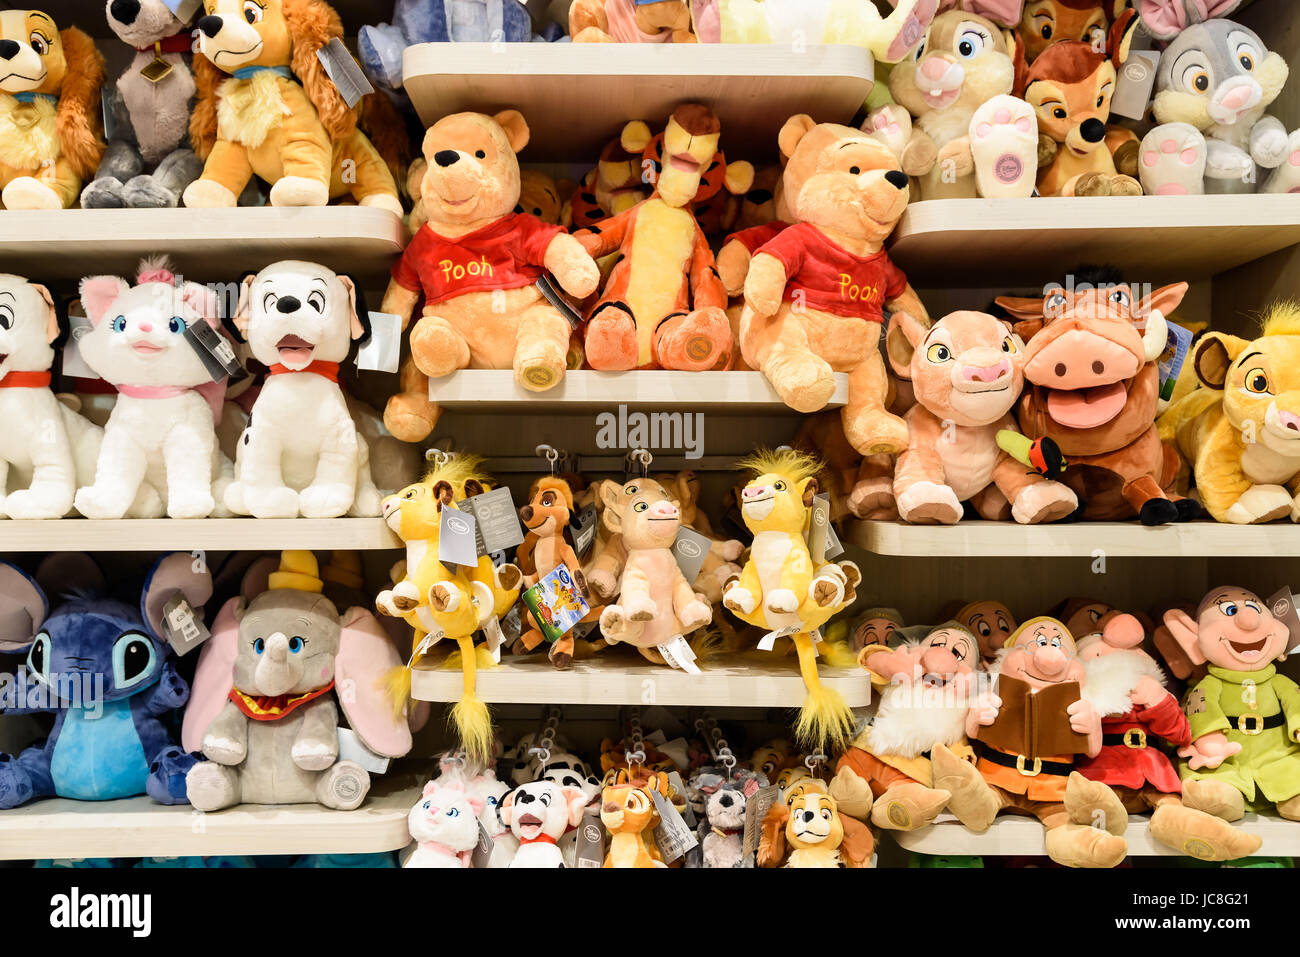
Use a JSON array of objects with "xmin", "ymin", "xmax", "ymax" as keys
[
  {"xmin": 0, "ymin": 10, "xmax": 105, "ymax": 209},
  {"xmin": 383, "ymin": 110, "xmax": 599, "ymax": 444},
  {"xmin": 225, "ymin": 261, "xmax": 383, "ymax": 519},
  {"xmin": 0, "ymin": 274, "xmax": 101, "ymax": 519},
  {"xmin": 76, "ymin": 257, "xmax": 233, "ymax": 520},
  {"xmin": 185, "ymin": 0, "xmax": 402, "ymax": 211}
]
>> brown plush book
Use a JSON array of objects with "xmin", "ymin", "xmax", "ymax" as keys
[{"xmin": 981, "ymin": 674, "xmax": 1090, "ymax": 756}]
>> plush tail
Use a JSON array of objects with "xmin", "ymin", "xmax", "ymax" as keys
[
  {"xmin": 450, "ymin": 634, "xmax": 493, "ymax": 765},
  {"xmin": 382, "ymin": 662, "xmax": 414, "ymax": 724},
  {"xmin": 817, "ymin": 635, "xmax": 858, "ymax": 669},
  {"xmin": 792, "ymin": 631, "xmax": 855, "ymax": 752}
]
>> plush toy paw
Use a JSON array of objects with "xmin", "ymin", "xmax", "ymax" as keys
[
  {"xmin": 655, "ymin": 307, "xmax": 732, "ymax": 372},
  {"xmin": 716, "ymin": 240, "xmax": 752, "ymax": 297},
  {"xmin": 764, "ymin": 588, "xmax": 799, "ymax": 615},
  {"xmin": 931, "ymin": 744, "xmax": 999, "ymax": 832},
  {"xmin": 969, "ymin": 95, "xmax": 1038, "ymax": 199},
  {"xmin": 1224, "ymin": 484, "xmax": 1292, "ymax": 524},
  {"xmin": 292, "ymin": 738, "xmax": 339, "ymax": 772},
  {"xmin": 269, "ymin": 176, "xmax": 330, "ymax": 207},
  {"xmin": 299, "ymin": 483, "xmax": 354, "ymax": 519},
  {"xmin": 236, "ymin": 484, "xmax": 300, "ymax": 519},
  {"xmin": 723, "ymin": 585, "xmax": 756, "ymax": 615},
  {"xmin": 126, "ymin": 482, "xmax": 166, "ymax": 519},
  {"xmin": 514, "ymin": 340, "xmax": 567, "ymax": 392},
  {"xmin": 679, "ymin": 599, "xmax": 711, "ymax": 631},
  {"xmin": 1064, "ymin": 772, "xmax": 1127, "ymax": 835},
  {"xmin": 828, "ymin": 767, "xmax": 874, "ymax": 820},
  {"xmin": 318, "ymin": 761, "xmax": 370, "ymax": 810},
  {"xmin": 428, "ymin": 582, "xmax": 460, "ymax": 613},
  {"xmin": 870, "ymin": 783, "xmax": 951, "ymax": 831},
  {"xmin": 2, "ymin": 177, "xmax": 61, "ymax": 210},
  {"xmin": 1138, "ymin": 497, "xmax": 1180, "ymax": 526},
  {"xmin": 1139, "ymin": 124, "xmax": 1207, "ymax": 196},
  {"xmin": 359, "ymin": 192, "xmax": 404, "ymax": 216},
  {"xmin": 844, "ymin": 408, "xmax": 909, "ymax": 457},
  {"xmin": 584, "ymin": 308, "xmax": 639, "ymax": 371},
  {"xmin": 202, "ymin": 734, "xmax": 247, "ymax": 767},
  {"xmin": 410, "ymin": 315, "xmax": 470, "ymax": 379},
  {"xmin": 1263, "ymin": 132, "xmax": 1300, "ymax": 194},
  {"xmin": 383, "ymin": 392, "xmax": 441, "ymax": 444},
  {"xmin": 496, "ymin": 563, "xmax": 523, "ymax": 594},
  {"xmin": 809, "ymin": 575, "xmax": 844, "ymax": 608},
  {"xmin": 1251, "ymin": 124, "xmax": 1290, "ymax": 169},
  {"xmin": 587, "ymin": 569, "xmax": 618, "ymax": 600},
  {"xmin": 765, "ymin": 352, "xmax": 836, "ymax": 414},
  {"xmin": 1148, "ymin": 804, "xmax": 1262, "ymax": 862},
  {"xmin": 1174, "ymin": 498, "xmax": 1203, "ymax": 522},
  {"xmin": 155, "ymin": 662, "xmax": 190, "ymax": 710},
  {"xmin": 183, "ymin": 179, "xmax": 238, "ymax": 208},
  {"xmin": 600, "ymin": 605, "xmax": 630, "ymax": 640},
  {"xmin": 1010, "ymin": 482, "xmax": 1077, "ymax": 525},
  {"xmin": 625, "ymin": 596, "xmax": 657, "ymax": 621},
  {"xmin": 185, "ymin": 761, "xmax": 240, "ymax": 812},
  {"xmin": 80, "ymin": 176, "xmax": 128, "ymax": 209},
  {"xmin": 1, "ymin": 486, "xmax": 72, "ymax": 520},
  {"xmin": 1275, "ymin": 794, "xmax": 1300, "ymax": 821},
  {"xmin": 900, "ymin": 135, "xmax": 938, "ymax": 177},
  {"xmin": 936, "ymin": 137, "xmax": 975, "ymax": 178},
  {"xmin": 349, "ymin": 483, "xmax": 383, "ymax": 518},
  {"xmin": 1180, "ymin": 779, "xmax": 1246, "ymax": 822},
  {"xmin": 1044, "ymin": 822, "xmax": 1127, "ymax": 869},
  {"xmin": 166, "ymin": 488, "xmax": 216, "ymax": 520},
  {"xmin": 147, "ymin": 747, "xmax": 200, "ymax": 805},
  {"xmin": 897, "ymin": 481, "xmax": 963, "ymax": 525},
  {"xmin": 0, "ymin": 754, "xmax": 35, "ymax": 809},
  {"xmin": 847, "ymin": 473, "xmax": 894, "ymax": 518},
  {"xmin": 74, "ymin": 485, "xmax": 131, "ymax": 521},
  {"xmin": 122, "ymin": 174, "xmax": 180, "ymax": 209},
  {"xmin": 386, "ymin": 580, "xmax": 422, "ymax": 613}
]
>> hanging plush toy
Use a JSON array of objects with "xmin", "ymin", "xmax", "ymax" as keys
[
  {"xmin": 0, "ymin": 274, "xmax": 101, "ymax": 519},
  {"xmin": 723, "ymin": 449, "xmax": 862, "ymax": 750},
  {"xmin": 757, "ymin": 778, "xmax": 873, "ymax": 868},
  {"xmin": 184, "ymin": 0, "xmax": 403, "ymax": 212},
  {"xmin": 501, "ymin": 779, "xmax": 589, "ymax": 868},
  {"xmin": 0, "ymin": 554, "xmax": 206, "ymax": 807},
  {"xmin": 184, "ymin": 551, "xmax": 412, "ymax": 811},
  {"xmin": 405, "ymin": 777, "xmax": 483, "ymax": 868},
  {"xmin": 602, "ymin": 771, "xmax": 671, "ymax": 868}
]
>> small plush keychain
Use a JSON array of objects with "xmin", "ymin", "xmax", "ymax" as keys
[{"xmin": 757, "ymin": 778, "xmax": 873, "ymax": 868}]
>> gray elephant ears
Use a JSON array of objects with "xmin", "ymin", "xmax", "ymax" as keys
[
  {"xmin": 335, "ymin": 606, "xmax": 413, "ymax": 759},
  {"xmin": 0, "ymin": 563, "xmax": 48, "ymax": 654},
  {"xmin": 141, "ymin": 553, "xmax": 214, "ymax": 643}
]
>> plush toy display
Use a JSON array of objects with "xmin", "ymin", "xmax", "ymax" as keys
[
  {"xmin": 1017, "ymin": 0, "xmax": 1113, "ymax": 62},
  {"xmin": 184, "ymin": 551, "xmax": 411, "ymax": 811},
  {"xmin": 693, "ymin": 0, "xmax": 938, "ymax": 63},
  {"xmin": 757, "ymin": 777, "xmax": 873, "ymax": 868},
  {"xmin": 0, "ymin": 553, "xmax": 206, "ymax": 807},
  {"xmin": 383, "ymin": 109, "xmax": 599, "ymax": 444},
  {"xmin": 75, "ymin": 256, "xmax": 232, "ymax": 520},
  {"xmin": 565, "ymin": 131, "xmax": 651, "ymax": 231},
  {"xmin": 405, "ymin": 777, "xmax": 482, "ymax": 868},
  {"xmin": 81, "ymin": 0, "xmax": 203, "ymax": 209},
  {"xmin": 571, "ymin": 0, "xmax": 696, "ymax": 42},
  {"xmin": 225, "ymin": 261, "xmax": 383, "ymax": 519},
  {"xmin": 886, "ymin": 309, "xmax": 1078, "ymax": 524},
  {"xmin": 0, "ymin": 274, "xmax": 101, "ymax": 519},
  {"xmin": 184, "ymin": 0, "xmax": 402, "ymax": 212},
  {"xmin": 741, "ymin": 116, "xmax": 929, "ymax": 455},
  {"xmin": 695, "ymin": 769, "xmax": 764, "ymax": 867},
  {"xmin": 0, "ymin": 10, "xmax": 105, "ymax": 209}
]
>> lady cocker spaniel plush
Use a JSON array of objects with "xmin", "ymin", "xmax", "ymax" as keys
[
  {"xmin": 184, "ymin": 0, "xmax": 401, "ymax": 212},
  {"xmin": 0, "ymin": 10, "xmax": 105, "ymax": 209}
]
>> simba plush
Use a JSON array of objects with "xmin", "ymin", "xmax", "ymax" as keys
[
  {"xmin": 887, "ymin": 309, "xmax": 1078, "ymax": 523},
  {"xmin": 0, "ymin": 10, "xmax": 105, "ymax": 209},
  {"xmin": 1159, "ymin": 303, "xmax": 1300, "ymax": 524},
  {"xmin": 695, "ymin": 0, "xmax": 938, "ymax": 63},
  {"xmin": 184, "ymin": 0, "xmax": 402, "ymax": 211},
  {"xmin": 571, "ymin": 0, "xmax": 696, "ymax": 42},
  {"xmin": 383, "ymin": 110, "xmax": 599, "ymax": 444},
  {"xmin": 742, "ymin": 116, "xmax": 928, "ymax": 456}
]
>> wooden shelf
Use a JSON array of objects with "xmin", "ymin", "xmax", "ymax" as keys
[
  {"xmin": 427, "ymin": 369, "xmax": 847, "ymax": 410},
  {"xmin": 888, "ymin": 195, "xmax": 1300, "ymax": 285},
  {"xmin": 0, "ymin": 779, "xmax": 421, "ymax": 860},
  {"xmin": 412, "ymin": 648, "xmax": 870, "ymax": 708},
  {"xmin": 0, "ymin": 518, "xmax": 399, "ymax": 553},
  {"xmin": 402, "ymin": 43, "xmax": 874, "ymax": 158},
  {"xmin": 850, "ymin": 519, "xmax": 1300, "ymax": 558},
  {"xmin": 892, "ymin": 811, "xmax": 1300, "ymax": 859},
  {"xmin": 0, "ymin": 208, "xmax": 406, "ymax": 284}
]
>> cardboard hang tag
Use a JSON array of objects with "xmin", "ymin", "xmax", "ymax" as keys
[
  {"xmin": 160, "ymin": 594, "xmax": 210, "ymax": 656},
  {"xmin": 1268, "ymin": 588, "xmax": 1300, "ymax": 655},
  {"xmin": 574, "ymin": 808, "xmax": 606, "ymax": 868},
  {"xmin": 667, "ymin": 770, "xmax": 696, "ymax": 828},
  {"xmin": 469, "ymin": 820, "xmax": 497, "ymax": 869},
  {"xmin": 519, "ymin": 563, "xmax": 589, "ymax": 643},
  {"xmin": 650, "ymin": 788, "xmax": 698, "ymax": 864},
  {"xmin": 808, "ymin": 493, "xmax": 843, "ymax": 562},
  {"xmin": 438, "ymin": 505, "xmax": 480, "ymax": 567},
  {"xmin": 1111, "ymin": 48, "xmax": 1160, "ymax": 121},
  {"xmin": 336, "ymin": 727, "xmax": 390, "ymax": 775},
  {"xmin": 1158, "ymin": 320, "xmax": 1194, "ymax": 404},
  {"xmin": 569, "ymin": 503, "xmax": 599, "ymax": 558},
  {"xmin": 482, "ymin": 615, "xmax": 505, "ymax": 664},
  {"xmin": 315, "ymin": 37, "xmax": 374, "ymax": 109},
  {"xmin": 356, "ymin": 311, "xmax": 401, "ymax": 374},
  {"xmin": 742, "ymin": 784, "xmax": 780, "ymax": 861},
  {"xmin": 658, "ymin": 635, "xmax": 701, "ymax": 674},
  {"xmin": 461, "ymin": 487, "xmax": 525, "ymax": 554},
  {"xmin": 185, "ymin": 321, "xmax": 245, "ymax": 383},
  {"xmin": 535, "ymin": 274, "xmax": 584, "ymax": 329},
  {"xmin": 672, "ymin": 526, "xmax": 711, "ymax": 585}
]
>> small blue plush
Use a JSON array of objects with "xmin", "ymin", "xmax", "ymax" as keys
[{"xmin": 0, "ymin": 553, "xmax": 211, "ymax": 809}]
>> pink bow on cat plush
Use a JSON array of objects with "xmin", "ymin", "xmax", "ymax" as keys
[
  {"xmin": 888, "ymin": 0, "xmax": 1024, "ymax": 27},
  {"xmin": 1138, "ymin": 0, "xmax": 1246, "ymax": 40}
]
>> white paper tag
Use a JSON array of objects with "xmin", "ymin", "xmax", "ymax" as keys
[
  {"xmin": 337, "ymin": 727, "xmax": 390, "ymax": 774},
  {"xmin": 356, "ymin": 311, "xmax": 401, "ymax": 373},
  {"xmin": 163, "ymin": 0, "xmax": 202, "ymax": 19},
  {"xmin": 61, "ymin": 311, "xmax": 99, "ymax": 381},
  {"xmin": 482, "ymin": 615, "xmax": 504, "ymax": 663},
  {"xmin": 650, "ymin": 788, "xmax": 698, "ymax": 863},
  {"xmin": 758, "ymin": 625, "xmax": 800, "ymax": 652},
  {"xmin": 658, "ymin": 635, "xmax": 700, "ymax": 674},
  {"xmin": 462, "ymin": 487, "xmax": 525, "ymax": 554},
  {"xmin": 1111, "ymin": 49, "xmax": 1159, "ymax": 121},
  {"xmin": 672, "ymin": 526, "xmax": 711, "ymax": 585},
  {"xmin": 438, "ymin": 506, "xmax": 480, "ymax": 567},
  {"xmin": 415, "ymin": 628, "xmax": 444, "ymax": 658},
  {"xmin": 161, "ymin": 594, "xmax": 210, "ymax": 656},
  {"xmin": 315, "ymin": 37, "xmax": 374, "ymax": 108}
]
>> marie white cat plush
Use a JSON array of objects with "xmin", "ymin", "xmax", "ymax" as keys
[
  {"xmin": 76, "ymin": 257, "xmax": 232, "ymax": 519},
  {"xmin": 405, "ymin": 778, "xmax": 483, "ymax": 869},
  {"xmin": 0, "ymin": 275, "xmax": 102, "ymax": 519},
  {"xmin": 224, "ymin": 261, "xmax": 382, "ymax": 518}
]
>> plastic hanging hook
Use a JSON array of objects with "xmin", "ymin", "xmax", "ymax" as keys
[
  {"xmin": 806, "ymin": 753, "xmax": 827, "ymax": 775},
  {"xmin": 535, "ymin": 444, "xmax": 562, "ymax": 475},
  {"xmin": 625, "ymin": 448, "xmax": 653, "ymax": 478}
]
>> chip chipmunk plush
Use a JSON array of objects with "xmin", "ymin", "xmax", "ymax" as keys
[
  {"xmin": 723, "ymin": 449, "xmax": 862, "ymax": 750},
  {"xmin": 1159, "ymin": 303, "xmax": 1300, "ymax": 524},
  {"xmin": 224, "ymin": 260, "xmax": 383, "ymax": 519},
  {"xmin": 0, "ymin": 274, "xmax": 102, "ymax": 519},
  {"xmin": 693, "ymin": 0, "xmax": 938, "ymax": 63},
  {"xmin": 0, "ymin": 9, "xmax": 106, "ymax": 209},
  {"xmin": 383, "ymin": 109, "xmax": 600, "ymax": 444},
  {"xmin": 184, "ymin": 0, "xmax": 402, "ymax": 212},
  {"xmin": 184, "ymin": 551, "xmax": 413, "ymax": 811}
]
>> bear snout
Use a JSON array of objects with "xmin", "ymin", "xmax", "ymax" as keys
[{"xmin": 434, "ymin": 150, "xmax": 461, "ymax": 168}]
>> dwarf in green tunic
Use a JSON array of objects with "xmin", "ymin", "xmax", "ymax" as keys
[{"xmin": 1164, "ymin": 586, "xmax": 1300, "ymax": 821}]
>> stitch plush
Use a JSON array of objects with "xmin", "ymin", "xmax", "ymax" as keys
[
  {"xmin": 0, "ymin": 553, "xmax": 206, "ymax": 807},
  {"xmin": 383, "ymin": 110, "xmax": 599, "ymax": 444},
  {"xmin": 405, "ymin": 777, "xmax": 483, "ymax": 868},
  {"xmin": 76, "ymin": 257, "xmax": 233, "ymax": 520},
  {"xmin": 741, "ymin": 117, "xmax": 929, "ymax": 456},
  {"xmin": 1160, "ymin": 304, "xmax": 1300, "ymax": 524},
  {"xmin": 81, "ymin": 0, "xmax": 203, "ymax": 209},
  {"xmin": 501, "ymin": 780, "xmax": 589, "ymax": 867},
  {"xmin": 757, "ymin": 778, "xmax": 873, "ymax": 868},
  {"xmin": 225, "ymin": 261, "xmax": 383, "ymax": 519},
  {"xmin": 0, "ymin": 10, "xmax": 105, "ymax": 209},
  {"xmin": 184, "ymin": 0, "xmax": 402, "ymax": 211},
  {"xmin": 0, "ymin": 275, "xmax": 101, "ymax": 519},
  {"xmin": 571, "ymin": 0, "xmax": 696, "ymax": 42},
  {"xmin": 694, "ymin": 0, "xmax": 938, "ymax": 62},
  {"xmin": 185, "ymin": 551, "xmax": 412, "ymax": 811}
]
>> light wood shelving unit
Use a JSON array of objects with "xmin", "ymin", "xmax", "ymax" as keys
[{"xmin": 0, "ymin": 518, "xmax": 399, "ymax": 554}]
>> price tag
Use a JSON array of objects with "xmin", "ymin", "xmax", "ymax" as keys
[
  {"xmin": 438, "ymin": 506, "xmax": 480, "ymax": 567},
  {"xmin": 757, "ymin": 625, "xmax": 800, "ymax": 652},
  {"xmin": 315, "ymin": 37, "xmax": 374, "ymax": 108},
  {"xmin": 161, "ymin": 594, "xmax": 210, "ymax": 656},
  {"xmin": 569, "ymin": 502, "xmax": 599, "ymax": 558},
  {"xmin": 185, "ymin": 321, "xmax": 245, "ymax": 383},
  {"xmin": 742, "ymin": 785, "xmax": 781, "ymax": 860},
  {"xmin": 573, "ymin": 808, "xmax": 606, "ymax": 868},
  {"xmin": 658, "ymin": 635, "xmax": 700, "ymax": 674},
  {"xmin": 672, "ymin": 526, "xmax": 711, "ymax": 585},
  {"xmin": 356, "ymin": 311, "xmax": 401, "ymax": 373},
  {"xmin": 650, "ymin": 788, "xmax": 698, "ymax": 863},
  {"xmin": 1268, "ymin": 588, "xmax": 1300, "ymax": 654},
  {"xmin": 462, "ymin": 487, "xmax": 525, "ymax": 554},
  {"xmin": 808, "ymin": 493, "xmax": 843, "ymax": 562},
  {"xmin": 470, "ymin": 820, "xmax": 496, "ymax": 869},
  {"xmin": 336, "ymin": 727, "xmax": 390, "ymax": 774}
]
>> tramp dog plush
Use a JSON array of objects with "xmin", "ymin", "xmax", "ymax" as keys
[
  {"xmin": 696, "ymin": 769, "xmax": 765, "ymax": 868},
  {"xmin": 0, "ymin": 274, "xmax": 101, "ymax": 519},
  {"xmin": 0, "ymin": 553, "xmax": 207, "ymax": 807},
  {"xmin": 694, "ymin": 0, "xmax": 938, "ymax": 63},
  {"xmin": 758, "ymin": 777, "xmax": 873, "ymax": 868},
  {"xmin": 184, "ymin": 0, "xmax": 402, "ymax": 211},
  {"xmin": 501, "ymin": 779, "xmax": 589, "ymax": 867},
  {"xmin": 76, "ymin": 256, "xmax": 233, "ymax": 520},
  {"xmin": 0, "ymin": 9, "xmax": 105, "ymax": 209},
  {"xmin": 1159, "ymin": 303, "xmax": 1300, "ymax": 524},
  {"xmin": 405, "ymin": 777, "xmax": 482, "ymax": 868},
  {"xmin": 225, "ymin": 260, "xmax": 383, "ymax": 519},
  {"xmin": 184, "ymin": 551, "xmax": 412, "ymax": 811}
]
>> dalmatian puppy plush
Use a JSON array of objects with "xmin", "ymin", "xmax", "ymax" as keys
[{"xmin": 500, "ymin": 780, "xmax": 588, "ymax": 868}]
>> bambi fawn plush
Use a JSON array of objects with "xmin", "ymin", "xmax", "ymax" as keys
[
  {"xmin": 0, "ymin": 10, "xmax": 105, "ymax": 209},
  {"xmin": 742, "ymin": 116, "xmax": 928, "ymax": 456},
  {"xmin": 602, "ymin": 774, "xmax": 669, "ymax": 868}
]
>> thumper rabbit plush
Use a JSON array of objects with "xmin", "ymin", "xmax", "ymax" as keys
[
  {"xmin": 225, "ymin": 261, "xmax": 383, "ymax": 519},
  {"xmin": 0, "ymin": 274, "xmax": 101, "ymax": 519},
  {"xmin": 0, "ymin": 553, "xmax": 208, "ymax": 808},
  {"xmin": 184, "ymin": 551, "xmax": 412, "ymax": 811},
  {"xmin": 76, "ymin": 256, "xmax": 232, "ymax": 520}
]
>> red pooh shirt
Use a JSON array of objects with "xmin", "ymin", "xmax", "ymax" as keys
[
  {"xmin": 391, "ymin": 213, "xmax": 563, "ymax": 306},
  {"xmin": 757, "ymin": 222, "xmax": 908, "ymax": 322}
]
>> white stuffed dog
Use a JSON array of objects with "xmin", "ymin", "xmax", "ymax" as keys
[
  {"xmin": 76, "ymin": 257, "xmax": 231, "ymax": 519},
  {"xmin": 501, "ymin": 780, "xmax": 588, "ymax": 868},
  {"xmin": 225, "ymin": 261, "xmax": 382, "ymax": 519},
  {"xmin": 0, "ymin": 275, "xmax": 101, "ymax": 519}
]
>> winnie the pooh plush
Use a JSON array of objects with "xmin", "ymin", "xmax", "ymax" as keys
[
  {"xmin": 382, "ymin": 110, "xmax": 600, "ymax": 443},
  {"xmin": 741, "ymin": 116, "xmax": 929, "ymax": 457}
]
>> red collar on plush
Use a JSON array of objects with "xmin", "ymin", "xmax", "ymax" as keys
[
  {"xmin": 228, "ymin": 681, "xmax": 334, "ymax": 721},
  {"xmin": 0, "ymin": 371, "xmax": 51, "ymax": 389},
  {"xmin": 138, "ymin": 33, "xmax": 193, "ymax": 54},
  {"xmin": 711, "ymin": 826, "xmax": 743, "ymax": 837},
  {"xmin": 519, "ymin": 832, "xmax": 559, "ymax": 846},
  {"xmin": 269, "ymin": 360, "xmax": 339, "ymax": 382}
]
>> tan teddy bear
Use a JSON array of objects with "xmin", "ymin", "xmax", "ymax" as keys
[
  {"xmin": 741, "ymin": 116, "xmax": 930, "ymax": 457},
  {"xmin": 382, "ymin": 110, "xmax": 600, "ymax": 444}
]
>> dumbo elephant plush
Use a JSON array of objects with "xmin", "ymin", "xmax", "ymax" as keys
[{"xmin": 183, "ymin": 551, "xmax": 412, "ymax": 811}]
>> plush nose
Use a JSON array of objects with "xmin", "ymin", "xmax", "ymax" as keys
[
  {"xmin": 1025, "ymin": 329, "xmax": 1138, "ymax": 388},
  {"xmin": 1101, "ymin": 612, "xmax": 1144, "ymax": 648},
  {"xmin": 518, "ymin": 504, "xmax": 534, "ymax": 522},
  {"xmin": 884, "ymin": 170, "xmax": 909, "ymax": 190},
  {"xmin": 434, "ymin": 150, "xmax": 461, "ymax": 168},
  {"xmin": 919, "ymin": 56, "xmax": 950, "ymax": 81},
  {"xmin": 0, "ymin": 40, "xmax": 19, "ymax": 60},
  {"xmin": 963, "ymin": 359, "xmax": 1010, "ymax": 382},
  {"xmin": 718, "ymin": 793, "xmax": 733, "ymax": 807},
  {"xmin": 1080, "ymin": 119, "xmax": 1106, "ymax": 144},
  {"xmin": 1219, "ymin": 85, "xmax": 1253, "ymax": 111},
  {"xmin": 1031, "ymin": 645, "xmax": 1069, "ymax": 676},
  {"xmin": 742, "ymin": 485, "xmax": 769, "ymax": 499},
  {"xmin": 1277, "ymin": 410, "xmax": 1300, "ymax": 433},
  {"xmin": 110, "ymin": 0, "xmax": 141, "ymax": 25},
  {"xmin": 650, "ymin": 502, "xmax": 679, "ymax": 518},
  {"xmin": 137, "ymin": 322, "xmax": 153, "ymax": 333},
  {"xmin": 196, "ymin": 15, "xmax": 223, "ymax": 38},
  {"xmin": 266, "ymin": 632, "xmax": 289, "ymax": 662},
  {"xmin": 801, "ymin": 810, "xmax": 816, "ymax": 823},
  {"xmin": 922, "ymin": 645, "xmax": 958, "ymax": 674},
  {"xmin": 1236, "ymin": 606, "xmax": 1262, "ymax": 631},
  {"xmin": 276, "ymin": 296, "xmax": 301, "ymax": 314}
]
